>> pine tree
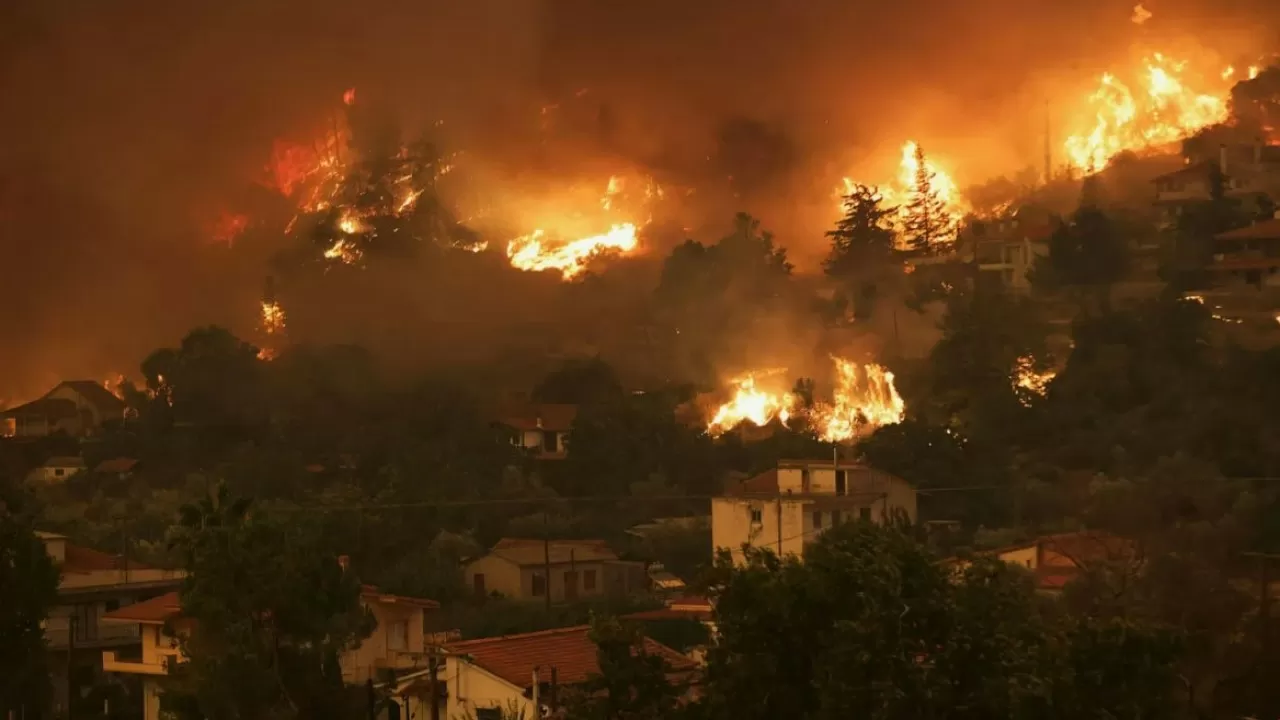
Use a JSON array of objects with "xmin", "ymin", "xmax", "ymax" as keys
[
  {"xmin": 824, "ymin": 183, "xmax": 897, "ymax": 277},
  {"xmin": 902, "ymin": 144, "xmax": 954, "ymax": 254}
]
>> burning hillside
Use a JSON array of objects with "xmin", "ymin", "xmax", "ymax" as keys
[
  {"xmin": 839, "ymin": 140, "xmax": 968, "ymax": 249},
  {"xmin": 705, "ymin": 357, "xmax": 904, "ymax": 443}
]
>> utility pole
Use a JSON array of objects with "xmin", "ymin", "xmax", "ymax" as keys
[{"xmin": 543, "ymin": 512, "xmax": 552, "ymax": 611}]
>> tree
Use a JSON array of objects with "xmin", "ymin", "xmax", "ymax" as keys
[
  {"xmin": 1030, "ymin": 189, "xmax": 1128, "ymax": 310},
  {"xmin": 824, "ymin": 184, "xmax": 899, "ymax": 321},
  {"xmin": 562, "ymin": 615, "xmax": 686, "ymax": 720},
  {"xmin": 0, "ymin": 511, "xmax": 59, "ymax": 718},
  {"xmin": 901, "ymin": 144, "xmax": 955, "ymax": 254},
  {"xmin": 533, "ymin": 357, "xmax": 624, "ymax": 406},
  {"xmin": 139, "ymin": 326, "xmax": 268, "ymax": 436},
  {"xmin": 159, "ymin": 484, "xmax": 374, "ymax": 720},
  {"xmin": 695, "ymin": 522, "xmax": 1183, "ymax": 720}
]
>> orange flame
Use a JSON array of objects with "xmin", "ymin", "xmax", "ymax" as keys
[
  {"xmin": 343, "ymin": 87, "xmax": 356, "ymax": 106},
  {"xmin": 506, "ymin": 223, "xmax": 639, "ymax": 280},
  {"xmin": 840, "ymin": 140, "xmax": 967, "ymax": 249},
  {"xmin": 210, "ymin": 211, "xmax": 249, "ymax": 247},
  {"xmin": 260, "ymin": 300, "xmax": 286, "ymax": 336},
  {"xmin": 1064, "ymin": 53, "xmax": 1232, "ymax": 171},
  {"xmin": 706, "ymin": 369, "xmax": 796, "ymax": 437},
  {"xmin": 1012, "ymin": 355, "xmax": 1055, "ymax": 405},
  {"xmin": 810, "ymin": 359, "xmax": 905, "ymax": 442}
]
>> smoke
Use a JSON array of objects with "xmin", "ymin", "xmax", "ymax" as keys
[{"xmin": 1, "ymin": 0, "xmax": 1277, "ymax": 402}]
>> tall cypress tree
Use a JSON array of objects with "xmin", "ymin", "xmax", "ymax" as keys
[{"xmin": 902, "ymin": 144, "xmax": 954, "ymax": 254}]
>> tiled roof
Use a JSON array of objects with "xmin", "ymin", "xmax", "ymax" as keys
[
  {"xmin": 496, "ymin": 404, "xmax": 578, "ymax": 432},
  {"xmin": 1, "ymin": 397, "xmax": 79, "ymax": 420},
  {"xmin": 360, "ymin": 585, "xmax": 440, "ymax": 609},
  {"xmin": 1216, "ymin": 218, "xmax": 1280, "ymax": 241},
  {"xmin": 63, "ymin": 544, "xmax": 152, "ymax": 573},
  {"xmin": 55, "ymin": 381, "xmax": 126, "ymax": 416},
  {"xmin": 94, "ymin": 457, "xmax": 138, "ymax": 474},
  {"xmin": 101, "ymin": 591, "xmax": 181, "ymax": 625},
  {"xmin": 489, "ymin": 540, "xmax": 622, "ymax": 567},
  {"xmin": 446, "ymin": 625, "xmax": 695, "ymax": 688}
]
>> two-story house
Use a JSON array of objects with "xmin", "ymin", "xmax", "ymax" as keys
[
  {"xmin": 100, "ymin": 583, "xmax": 439, "ymax": 720},
  {"xmin": 464, "ymin": 538, "xmax": 648, "ymax": 603},
  {"xmin": 945, "ymin": 531, "xmax": 1137, "ymax": 593},
  {"xmin": 38, "ymin": 531, "xmax": 184, "ymax": 719},
  {"xmin": 711, "ymin": 459, "xmax": 917, "ymax": 565},
  {"xmin": 1, "ymin": 380, "xmax": 126, "ymax": 438},
  {"xmin": 1152, "ymin": 143, "xmax": 1280, "ymax": 230},
  {"xmin": 495, "ymin": 403, "xmax": 577, "ymax": 459},
  {"xmin": 970, "ymin": 209, "xmax": 1056, "ymax": 293}
]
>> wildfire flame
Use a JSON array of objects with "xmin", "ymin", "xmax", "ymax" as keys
[
  {"xmin": 261, "ymin": 300, "xmax": 286, "ymax": 336},
  {"xmin": 840, "ymin": 140, "xmax": 967, "ymax": 249},
  {"xmin": 1064, "ymin": 53, "xmax": 1233, "ymax": 171},
  {"xmin": 210, "ymin": 211, "xmax": 249, "ymax": 247},
  {"xmin": 706, "ymin": 358, "xmax": 905, "ymax": 442},
  {"xmin": 706, "ymin": 369, "xmax": 796, "ymax": 437},
  {"xmin": 1013, "ymin": 355, "xmax": 1055, "ymax": 404},
  {"xmin": 507, "ymin": 223, "xmax": 639, "ymax": 280},
  {"xmin": 811, "ymin": 359, "xmax": 906, "ymax": 442}
]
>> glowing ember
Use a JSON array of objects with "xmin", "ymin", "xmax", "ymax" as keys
[
  {"xmin": 706, "ymin": 370, "xmax": 795, "ymax": 437},
  {"xmin": 811, "ymin": 358, "xmax": 905, "ymax": 442},
  {"xmin": 840, "ymin": 140, "xmax": 966, "ymax": 250},
  {"xmin": 507, "ymin": 223, "xmax": 639, "ymax": 280},
  {"xmin": 343, "ymin": 87, "xmax": 357, "ymax": 106},
  {"xmin": 323, "ymin": 238, "xmax": 363, "ymax": 264},
  {"xmin": 1131, "ymin": 4, "xmax": 1152, "ymax": 25},
  {"xmin": 102, "ymin": 374, "xmax": 127, "ymax": 401},
  {"xmin": 1064, "ymin": 53, "xmax": 1232, "ymax": 171},
  {"xmin": 210, "ymin": 211, "xmax": 249, "ymax": 247},
  {"xmin": 1013, "ymin": 355, "xmax": 1055, "ymax": 403}
]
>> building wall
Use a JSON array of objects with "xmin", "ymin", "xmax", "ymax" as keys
[
  {"xmin": 996, "ymin": 545, "xmax": 1039, "ymax": 571},
  {"xmin": 143, "ymin": 678, "xmax": 162, "ymax": 720},
  {"xmin": 341, "ymin": 600, "xmax": 427, "ymax": 682},
  {"xmin": 445, "ymin": 657, "xmax": 533, "ymax": 720},
  {"xmin": 711, "ymin": 497, "xmax": 807, "ymax": 565},
  {"xmin": 518, "ymin": 560, "xmax": 626, "ymax": 602},
  {"xmin": 46, "ymin": 384, "xmax": 114, "ymax": 429},
  {"xmin": 465, "ymin": 555, "xmax": 524, "ymax": 598},
  {"xmin": 29, "ymin": 464, "xmax": 84, "ymax": 483}
]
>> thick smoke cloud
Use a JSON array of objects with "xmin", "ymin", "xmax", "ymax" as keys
[{"xmin": 0, "ymin": 0, "xmax": 1275, "ymax": 401}]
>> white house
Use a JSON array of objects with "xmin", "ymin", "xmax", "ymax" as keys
[
  {"xmin": 711, "ymin": 459, "xmax": 917, "ymax": 565},
  {"xmin": 28, "ymin": 456, "xmax": 87, "ymax": 483}
]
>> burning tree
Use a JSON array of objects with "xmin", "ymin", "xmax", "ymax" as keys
[
  {"xmin": 825, "ymin": 183, "xmax": 899, "ymax": 322},
  {"xmin": 901, "ymin": 144, "xmax": 955, "ymax": 254}
]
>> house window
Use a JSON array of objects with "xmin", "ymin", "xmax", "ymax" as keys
[
  {"xmin": 473, "ymin": 573, "xmax": 486, "ymax": 596},
  {"xmin": 388, "ymin": 620, "xmax": 408, "ymax": 651},
  {"xmin": 476, "ymin": 709, "xmax": 502, "ymax": 720},
  {"xmin": 54, "ymin": 468, "xmax": 65, "ymax": 477},
  {"xmin": 859, "ymin": 507, "xmax": 872, "ymax": 522},
  {"xmin": 835, "ymin": 470, "xmax": 847, "ymax": 496},
  {"xmin": 73, "ymin": 604, "xmax": 97, "ymax": 642},
  {"xmin": 544, "ymin": 431, "xmax": 559, "ymax": 453},
  {"xmin": 812, "ymin": 510, "xmax": 824, "ymax": 530},
  {"xmin": 584, "ymin": 569, "xmax": 597, "ymax": 591},
  {"xmin": 749, "ymin": 508, "xmax": 763, "ymax": 525},
  {"xmin": 800, "ymin": 469, "xmax": 811, "ymax": 492},
  {"xmin": 532, "ymin": 573, "xmax": 547, "ymax": 597},
  {"xmin": 832, "ymin": 510, "xmax": 842, "ymax": 525}
]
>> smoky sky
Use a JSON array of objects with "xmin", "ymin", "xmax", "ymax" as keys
[{"xmin": 0, "ymin": 0, "xmax": 1276, "ymax": 401}]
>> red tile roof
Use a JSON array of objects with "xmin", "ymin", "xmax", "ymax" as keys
[
  {"xmin": 63, "ymin": 544, "xmax": 152, "ymax": 573},
  {"xmin": 487, "ymin": 538, "xmax": 621, "ymax": 566},
  {"xmin": 101, "ymin": 591, "xmax": 181, "ymax": 624},
  {"xmin": 496, "ymin": 404, "xmax": 578, "ymax": 432},
  {"xmin": 1216, "ymin": 218, "xmax": 1280, "ymax": 241},
  {"xmin": 446, "ymin": 625, "xmax": 695, "ymax": 688},
  {"xmin": 94, "ymin": 457, "xmax": 138, "ymax": 474}
]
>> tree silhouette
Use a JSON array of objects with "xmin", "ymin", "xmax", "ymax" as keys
[
  {"xmin": 902, "ymin": 145, "xmax": 954, "ymax": 254},
  {"xmin": 825, "ymin": 183, "xmax": 897, "ymax": 276}
]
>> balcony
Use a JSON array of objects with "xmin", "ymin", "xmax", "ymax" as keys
[
  {"xmin": 45, "ymin": 616, "xmax": 140, "ymax": 649},
  {"xmin": 102, "ymin": 650, "xmax": 169, "ymax": 676}
]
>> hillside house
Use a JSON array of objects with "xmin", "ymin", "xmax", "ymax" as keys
[
  {"xmin": 496, "ymin": 403, "xmax": 577, "ymax": 459},
  {"xmin": 947, "ymin": 531, "xmax": 1137, "ymax": 593},
  {"xmin": 391, "ymin": 625, "xmax": 697, "ymax": 720},
  {"xmin": 1, "ymin": 380, "xmax": 126, "ymax": 438},
  {"xmin": 711, "ymin": 459, "xmax": 917, "ymax": 566},
  {"xmin": 971, "ymin": 209, "xmax": 1055, "ymax": 292},
  {"xmin": 1152, "ymin": 143, "xmax": 1280, "ymax": 229},
  {"xmin": 100, "ymin": 584, "xmax": 439, "ymax": 720},
  {"xmin": 38, "ymin": 531, "xmax": 184, "ymax": 719},
  {"xmin": 28, "ymin": 455, "xmax": 87, "ymax": 483},
  {"xmin": 464, "ymin": 538, "xmax": 648, "ymax": 603}
]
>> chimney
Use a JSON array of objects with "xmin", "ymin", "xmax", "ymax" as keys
[
  {"xmin": 1220, "ymin": 143, "xmax": 1229, "ymax": 175},
  {"xmin": 337, "ymin": 554, "xmax": 349, "ymax": 571}
]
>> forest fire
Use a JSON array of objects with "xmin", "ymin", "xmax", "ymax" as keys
[
  {"xmin": 1064, "ymin": 52, "xmax": 1234, "ymax": 171},
  {"xmin": 706, "ymin": 358, "xmax": 904, "ymax": 441},
  {"xmin": 260, "ymin": 300, "xmax": 286, "ymax": 336},
  {"xmin": 706, "ymin": 370, "xmax": 796, "ymax": 437},
  {"xmin": 1013, "ymin": 355, "xmax": 1055, "ymax": 402}
]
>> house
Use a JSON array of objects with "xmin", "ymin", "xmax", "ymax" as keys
[
  {"xmin": 422, "ymin": 625, "xmax": 697, "ymax": 720},
  {"xmin": 948, "ymin": 530, "xmax": 1137, "ymax": 593},
  {"xmin": 970, "ymin": 209, "xmax": 1055, "ymax": 292},
  {"xmin": 1152, "ymin": 143, "xmax": 1280, "ymax": 229},
  {"xmin": 495, "ymin": 403, "xmax": 577, "ymax": 459},
  {"xmin": 99, "ymin": 583, "xmax": 440, "ymax": 720},
  {"xmin": 464, "ymin": 538, "xmax": 648, "ymax": 602},
  {"xmin": 1, "ymin": 380, "xmax": 126, "ymax": 438},
  {"xmin": 28, "ymin": 455, "xmax": 87, "ymax": 483},
  {"xmin": 95, "ymin": 457, "xmax": 139, "ymax": 479},
  {"xmin": 37, "ymin": 531, "xmax": 184, "ymax": 719},
  {"xmin": 711, "ymin": 459, "xmax": 917, "ymax": 566},
  {"xmin": 1209, "ymin": 217, "xmax": 1280, "ymax": 287}
]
